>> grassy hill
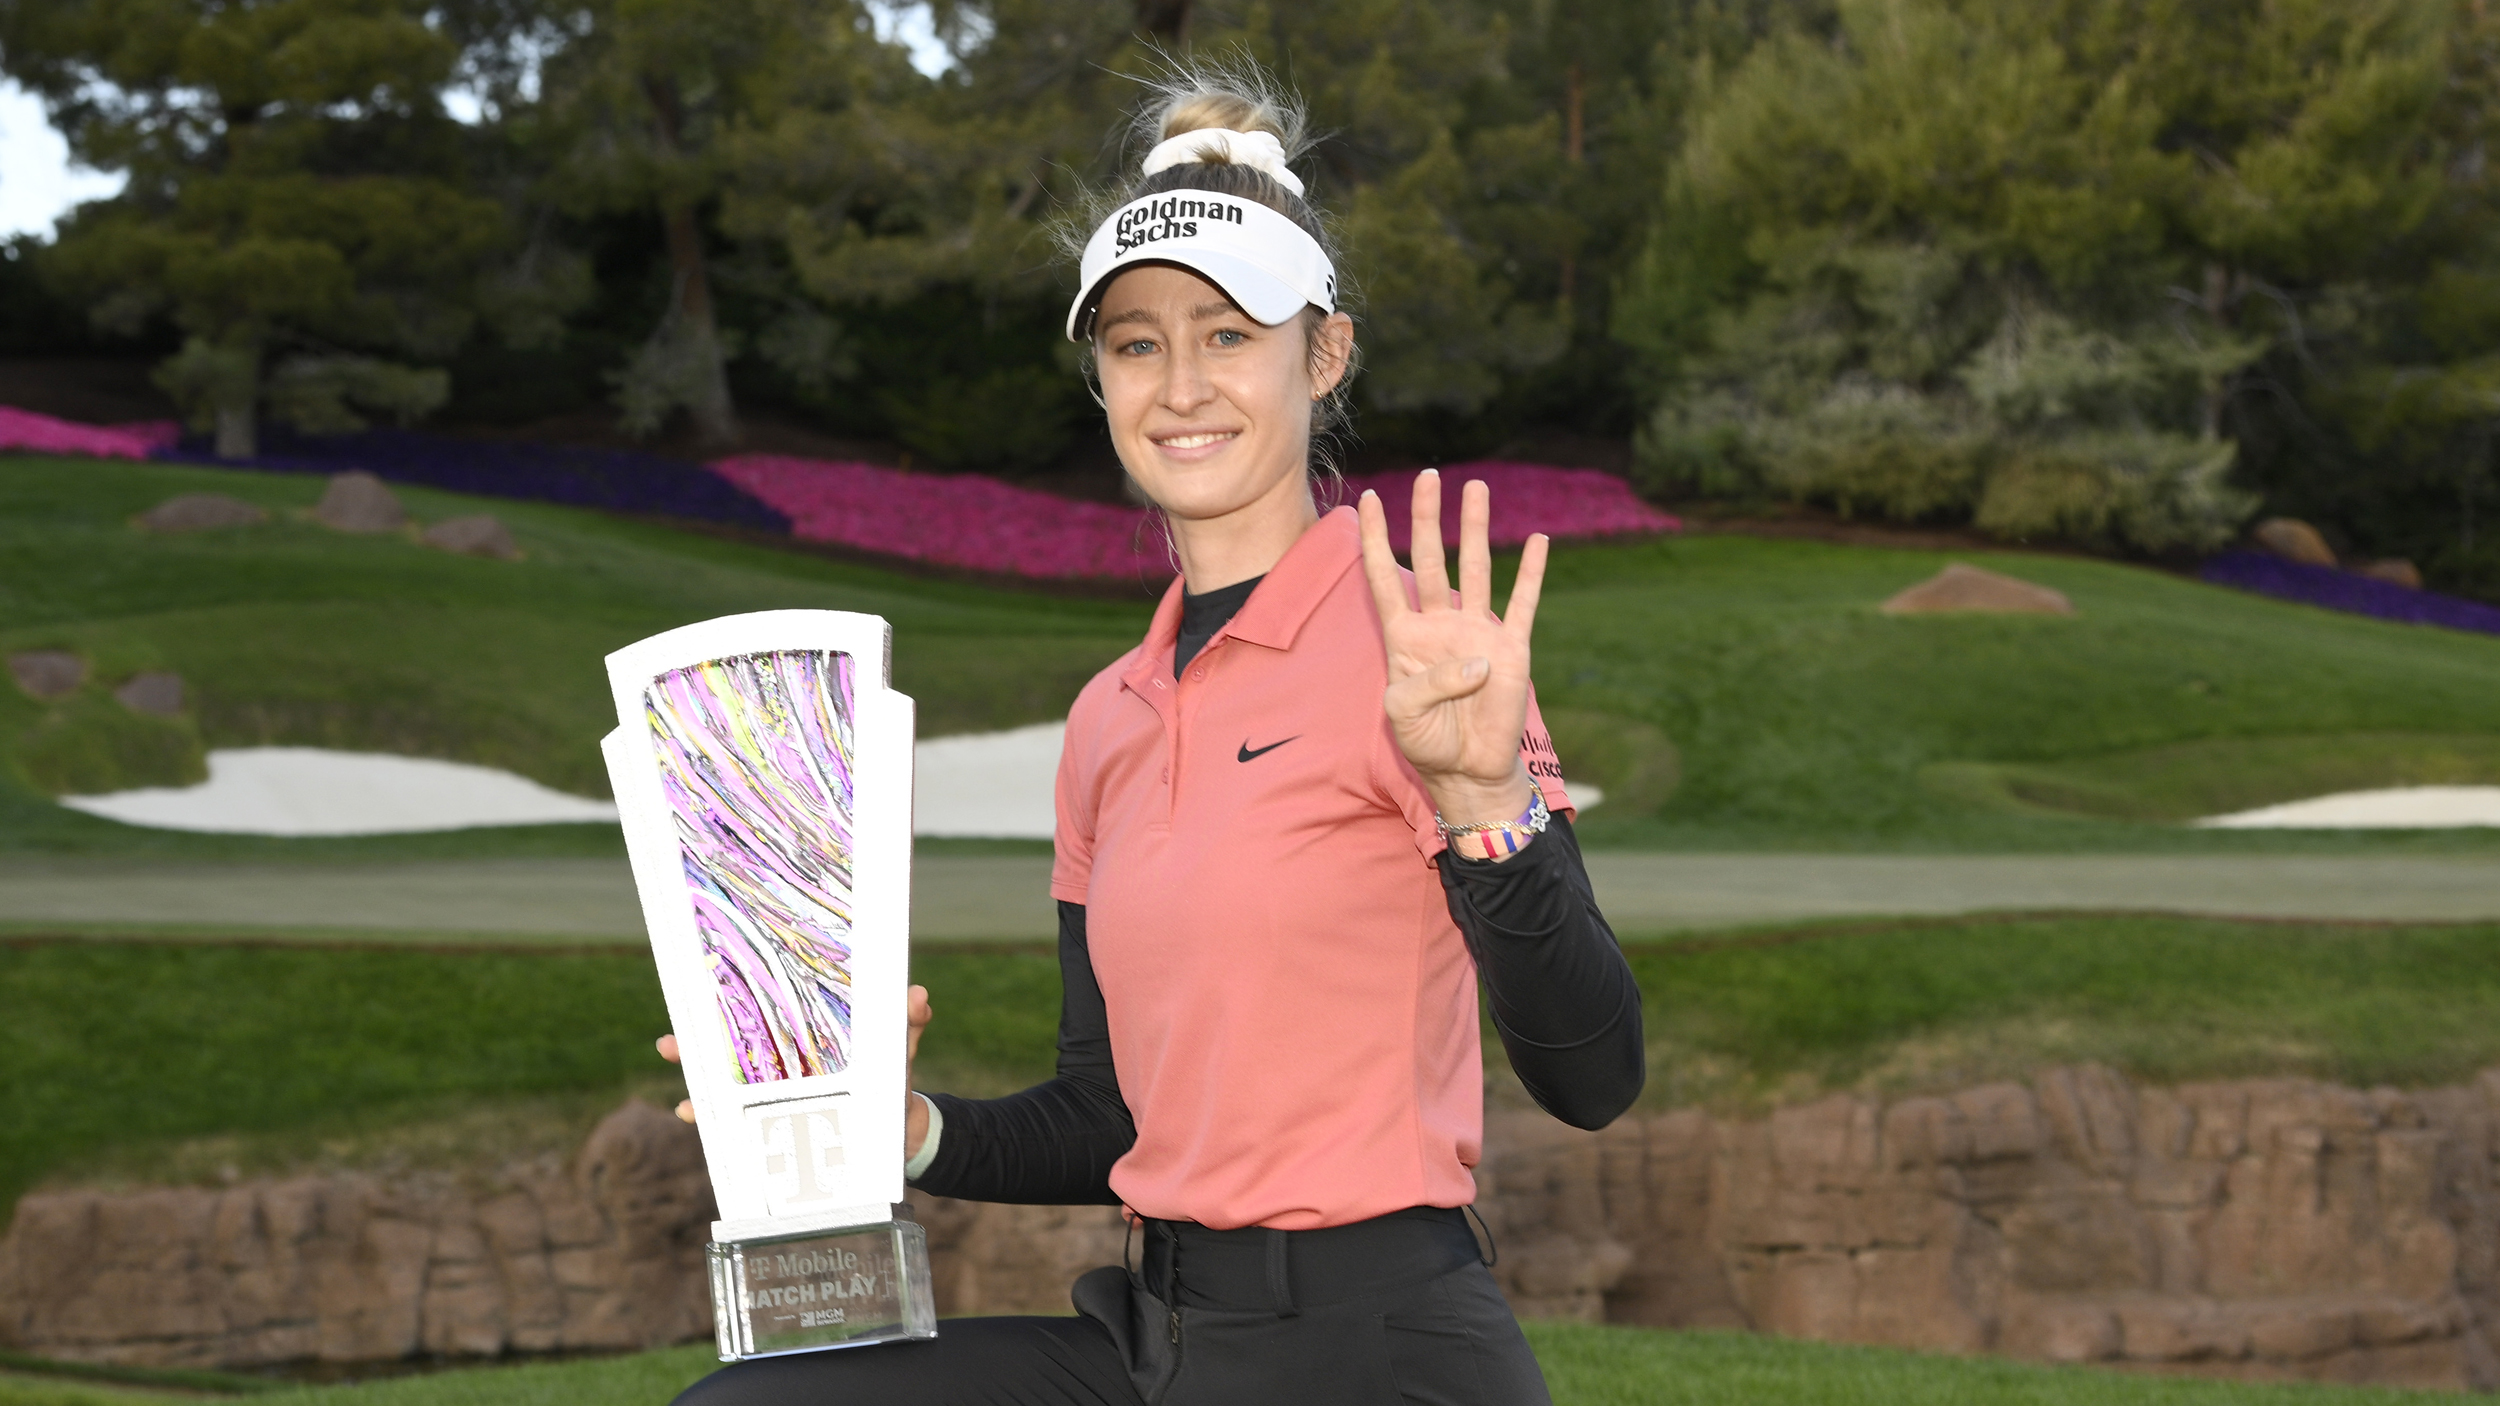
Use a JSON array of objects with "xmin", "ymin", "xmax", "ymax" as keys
[
  {"xmin": 0, "ymin": 455, "xmax": 1149, "ymax": 859},
  {"xmin": 5, "ymin": 452, "xmax": 2500, "ymax": 857}
]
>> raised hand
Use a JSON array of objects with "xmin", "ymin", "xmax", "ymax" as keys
[{"xmin": 1356, "ymin": 470, "xmax": 1548, "ymax": 833}]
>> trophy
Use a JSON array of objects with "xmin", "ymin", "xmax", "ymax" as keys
[{"xmin": 601, "ymin": 611, "xmax": 938, "ymax": 1360}]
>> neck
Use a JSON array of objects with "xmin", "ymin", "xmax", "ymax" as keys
[{"xmin": 1165, "ymin": 468, "xmax": 1320, "ymax": 593}]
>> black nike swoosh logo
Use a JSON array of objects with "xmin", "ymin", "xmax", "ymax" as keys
[{"xmin": 1238, "ymin": 737, "xmax": 1299, "ymax": 763}]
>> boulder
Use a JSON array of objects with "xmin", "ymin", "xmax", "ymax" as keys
[
  {"xmin": 8, "ymin": 650, "xmax": 86, "ymax": 700},
  {"xmin": 313, "ymin": 472, "xmax": 406, "ymax": 533},
  {"xmin": 137, "ymin": 493, "xmax": 268, "ymax": 533},
  {"xmin": 2251, "ymin": 518, "xmax": 2337, "ymax": 567},
  {"xmin": 2355, "ymin": 559, "xmax": 2423, "ymax": 590},
  {"xmin": 420, "ymin": 514, "xmax": 520, "ymax": 561},
  {"xmin": 1881, "ymin": 563, "xmax": 2075, "ymax": 616},
  {"xmin": 113, "ymin": 671, "xmax": 185, "ymax": 717}
]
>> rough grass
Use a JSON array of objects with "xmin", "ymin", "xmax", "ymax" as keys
[
  {"xmin": 1624, "ymin": 914, "xmax": 2500, "ymax": 1112},
  {"xmin": 0, "ymin": 941, "xmax": 1049, "ymax": 1208},
  {"xmin": 16, "ymin": 917, "xmax": 2500, "ymax": 1209},
  {"xmin": 10, "ymin": 454, "xmax": 2500, "ymax": 859},
  {"xmin": 0, "ymin": 1327, "xmax": 2461, "ymax": 1405}
]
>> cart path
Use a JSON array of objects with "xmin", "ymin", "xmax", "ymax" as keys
[{"xmin": 4, "ymin": 852, "xmax": 2497, "ymax": 944}]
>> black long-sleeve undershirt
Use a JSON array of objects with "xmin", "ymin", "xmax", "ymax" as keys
[
  {"xmin": 917, "ymin": 901, "xmax": 1133, "ymax": 1205},
  {"xmin": 915, "ymin": 572, "xmax": 1645, "ymax": 1206},
  {"xmin": 1437, "ymin": 811, "xmax": 1647, "ymax": 1130},
  {"xmin": 914, "ymin": 812, "xmax": 1646, "ymax": 1206}
]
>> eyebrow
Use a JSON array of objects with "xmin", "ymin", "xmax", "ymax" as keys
[{"xmin": 1094, "ymin": 298, "xmax": 1252, "ymax": 336}]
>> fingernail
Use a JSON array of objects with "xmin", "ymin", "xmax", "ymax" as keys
[
  {"xmin": 1361, "ymin": 489, "xmax": 1376, "ymax": 501},
  {"xmin": 1465, "ymin": 658, "xmax": 1488, "ymax": 680}
]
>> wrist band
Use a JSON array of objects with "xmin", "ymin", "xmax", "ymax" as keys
[{"xmin": 1436, "ymin": 789, "xmax": 1550, "ymax": 858}]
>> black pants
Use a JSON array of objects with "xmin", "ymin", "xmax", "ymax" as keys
[{"xmin": 672, "ymin": 1207, "xmax": 1552, "ymax": 1406}]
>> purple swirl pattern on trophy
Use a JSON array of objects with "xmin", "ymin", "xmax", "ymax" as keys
[{"xmin": 646, "ymin": 650, "xmax": 857, "ymax": 1082}]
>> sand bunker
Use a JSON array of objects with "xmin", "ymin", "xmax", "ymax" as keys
[
  {"xmin": 61, "ymin": 748, "xmax": 624, "ymax": 837},
  {"xmin": 2198, "ymin": 786, "xmax": 2500, "ymax": 829},
  {"xmin": 915, "ymin": 722, "xmax": 1064, "ymax": 839},
  {"xmin": 62, "ymin": 727, "xmax": 1602, "ymax": 839}
]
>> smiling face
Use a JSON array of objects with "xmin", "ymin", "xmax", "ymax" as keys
[{"xmin": 1094, "ymin": 262, "xmax": 1353, "ymax": 536}]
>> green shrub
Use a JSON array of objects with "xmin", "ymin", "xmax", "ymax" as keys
[{"xmin": 12, "ymin": 692, "xmax": 205, "ymax": 797}]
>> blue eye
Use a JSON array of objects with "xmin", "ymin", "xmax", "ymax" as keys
[
  {"xmin": 1213, "ymin": 329, "xmax": 1246, "ymax": 346},
  {"xmin": 1119, "ymin": 339, "xmax": 1156, "ymax": 356}
]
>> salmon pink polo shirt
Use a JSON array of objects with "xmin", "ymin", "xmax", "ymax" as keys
[{"xmin": 1050, "ymin": 505, "xmax": 1573, "ymax": 1231}]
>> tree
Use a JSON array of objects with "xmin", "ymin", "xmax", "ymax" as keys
[
  {"xmin": 1617, "ymin": 0, "xmax": 2473, "ymax": 558},
  {"xmin": 529, "ymin": 0, "xmax": 906, "ymax": 445},
  {"xmin": 5, "ymin": 0, "xmax": 514, "ymax": 458}
]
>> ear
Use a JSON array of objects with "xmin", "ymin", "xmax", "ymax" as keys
[{"xmin": 1307, "ymin": 311, "xmax": 1355, "ymax": 398}]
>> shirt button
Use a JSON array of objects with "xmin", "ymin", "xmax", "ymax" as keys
[
  {"xmin": 1153, "ymin": 679, "xmax": 1165, "ymax": 689},
  {"xmin": 1160, "ymin": 767, "xmax": 1170, "ymax": 782},
  {"xmin": 1190, "ymin": 669, "xmax": 1205, "ymax": 681}
]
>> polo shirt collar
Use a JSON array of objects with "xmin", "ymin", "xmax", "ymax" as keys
[
  {"xmin": 1120, "ymin": 506, "xmax": 1362, "ymax": 696},
  {"xmin": 1225, "ymin": 505, "xmax": 1361, "ymax": 652}
]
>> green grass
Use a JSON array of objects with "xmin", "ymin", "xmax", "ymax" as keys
[
  {"xmin": 0, "ymin": 454, "xmax": 1149, "ymax": 858},
  {"xmin": 9, "ymin": 454, "xmax": 2500, "ymax": 858},
  {"xmin": 0, "ymin": 940, "xmax": 1050, "ymax": 1207},
  {"xmin": 0, "ymin": 1326, "xmax": 2459, "ymax": 1405},
  {"xmin": 1528, "ymin": 535, "xmax": 2500, "ymax": 851},
  {"xmin": 16, "ymin": 916, "xmax": 2500, "ymax": 1206},
  {"xmin": 1628, "ymin": 914, "xmax": 2500, "ymax": 1111}
]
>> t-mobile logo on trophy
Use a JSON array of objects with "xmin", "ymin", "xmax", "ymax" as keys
[{"xmin": 601, "ymin": 611, "xmax": 937, "ymax": 1361}]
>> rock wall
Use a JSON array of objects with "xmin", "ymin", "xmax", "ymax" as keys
[
  {"xmin": 6, "ymin": 1068, "xmax": 2497, "ymax": 1390},
  {"xmin": 1476, "ymin": 1065, "xmax": 2500, "ymax": 1391},
  {"xmin": 0, "ymin": 1101, "xmax": 714, "ymax": 1367}
]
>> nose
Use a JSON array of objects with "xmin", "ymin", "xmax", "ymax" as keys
[{"xmin": 1160, "ymin": 340, "xmax": 1216, "ymax": 416}]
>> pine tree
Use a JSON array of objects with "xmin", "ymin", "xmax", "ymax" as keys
[{"xmin": 6, "ymin": 0, "xmax": 512, "ymax": 458}]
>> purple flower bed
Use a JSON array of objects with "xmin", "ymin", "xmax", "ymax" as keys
[
  {"xmin": 2200, "ymin": 551, "xmax": 2500, "ymax": 637},
  {"xmin": 712, "ymin": 455, "xmax": 1683, "ymax": 581},
  {"xmin": 155, "ymin": 427, "xmax": 791, "ymax": 534}
]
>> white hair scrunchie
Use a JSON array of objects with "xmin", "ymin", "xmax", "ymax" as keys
[{"xmin": 1140, "ymin": 128, "xmax": 1306, "ymax": 198}]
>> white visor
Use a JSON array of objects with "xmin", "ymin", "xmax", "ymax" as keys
[{"xmin": 1065, "ymin": 191, "xmax": 1337, "ymax": 342}]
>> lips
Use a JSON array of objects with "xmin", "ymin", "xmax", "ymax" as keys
[{"xmin": 1153, "ymin": 430, "xmax": 1239, "ymax": 450}]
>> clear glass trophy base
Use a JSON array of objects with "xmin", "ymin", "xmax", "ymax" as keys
[{"xmin": 708, "ymin": 1217, "xmax": 938, "ymax": 1360}]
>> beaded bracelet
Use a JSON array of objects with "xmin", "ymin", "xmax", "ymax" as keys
[{"xmin": 1436, "ymin": 788, "xmax": 1550, "ymax": 859}]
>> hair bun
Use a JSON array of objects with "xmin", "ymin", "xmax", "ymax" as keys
[
  {"xmin": 1140, "ymin": 128, "xmax": 1305, "ymax": 197},
  {"xmin": 1158, "ymin": 91, "xmax": 1287, "ymax": 144}
]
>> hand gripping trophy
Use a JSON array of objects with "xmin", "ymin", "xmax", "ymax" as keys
[{"xmin": 600, "ymin": 611, "xmax": 937, "ymax": 1360}]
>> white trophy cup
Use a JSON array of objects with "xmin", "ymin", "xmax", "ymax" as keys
[{"xmin": 601, "ymin": 611, "xmax": 938, "ymax": 1360}]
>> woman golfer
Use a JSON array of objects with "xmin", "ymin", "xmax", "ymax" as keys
[{"xmin": 673, "ymin": 65, "xmax": 1643, "ymax": 1406}]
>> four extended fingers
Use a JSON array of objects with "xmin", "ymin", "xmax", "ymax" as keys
[{"xmin": 1361, "ymin": 471, "xmax": 1548, "ymax": 643}]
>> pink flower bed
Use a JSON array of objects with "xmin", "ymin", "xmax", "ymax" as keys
[
  {"xmin": 710, "ymin": 455, "xmax": 1175, "ymax": 580},
  {"xmin": 1336, "ymin": 462, "xmax": 1682, "ymax": 555},
  {"xmin": 708, "ymin": 455, "xmax": 1679, "ymax": 581},
  {"xmin": 0, "ymin": 407, "xmax": 182, "ymax": 460}
]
